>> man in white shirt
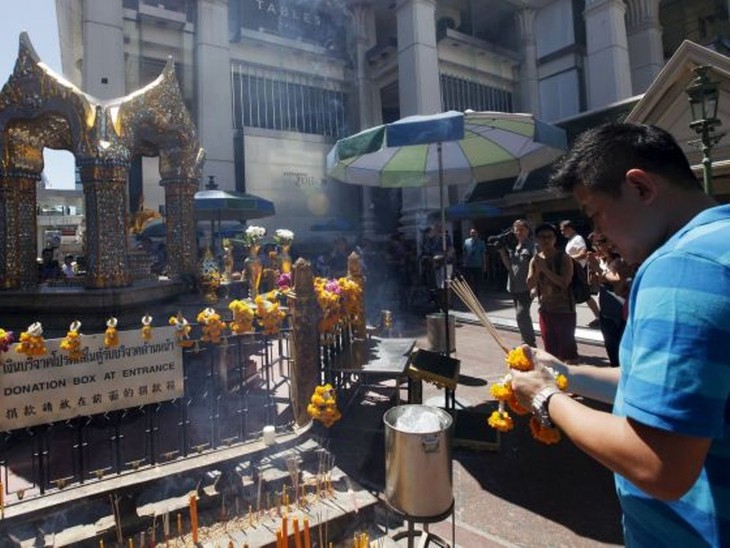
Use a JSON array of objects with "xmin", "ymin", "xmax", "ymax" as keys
[{"xmin": 560, "ymin": 220, "xmax": 600, "ymax": 328}]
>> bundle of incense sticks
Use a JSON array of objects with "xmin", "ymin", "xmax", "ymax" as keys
[{"xmin": 449, "ymin": 277, "xmax": 510, "ymax": 355}]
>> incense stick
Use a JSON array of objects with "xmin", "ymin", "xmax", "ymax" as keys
[{"xmin": 449, "ymin": 277, "xmax": 510, "ymax": 354}]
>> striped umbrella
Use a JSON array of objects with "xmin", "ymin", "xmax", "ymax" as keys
[{"xmin": 326, "ymin": 110, "xmax": 567, "ymax": 189}]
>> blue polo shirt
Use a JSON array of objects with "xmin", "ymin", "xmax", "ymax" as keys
[{"xmin": 616, "ymin": 204, "xmax": 730, "ymax": 546}]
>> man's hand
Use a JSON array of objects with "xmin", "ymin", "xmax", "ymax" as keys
[{"xmin": 510, "ymin": 346, "xmax": 566, "ymax": 408}]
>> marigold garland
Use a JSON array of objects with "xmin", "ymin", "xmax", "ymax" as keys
[
  {"xmin": 488, "ymin": 346, "xmax": 567, "ymax": 444},
  {"xmin": 338, "ymin": 277, "xmax": 363, "ymax": 322},
  {"xmin": 197, "ymin": 307, "xmax": 226, "ymax": 344},
  {"xmin": 140, "ymin": 315, "xmax": 153, "ymax": 342},
  {"xmin": 314, "ymin": 277, "xmax": 343, "ymax": 333},
  {"xmin": 0, "ymin": 328, "xmax": 15, "ymax": 353},
  {"xmin": 254, "ymin": 292, "xmax": 287, "ymax": 335},
  {"xmin": 15, "ymin": 322, "xmax": 46, "ymax": 357},
  {"xmin": 60, "ymin": 320, "xmax": 84, "ymax": 360},
  {"xmin": 169, "ymin": 313, "xmax": 193, "ymax": 347},
  {"xmin": 307, "ymin": 383, "xmax": 342, "ymax": 428},
  {"xmin": 104, "ymin": 317, "xmax": 119, "ymax": 349},
  {"xmin": 229, "ymin": 299, "xmax": 256, "ymax": 335}
]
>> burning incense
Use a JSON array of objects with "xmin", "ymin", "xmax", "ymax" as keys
[{"xmin": 303, "ymin": 517, "xmax": 311, "ymax": 548}]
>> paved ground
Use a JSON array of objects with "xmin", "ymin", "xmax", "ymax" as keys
[{"xmin": 327, "ymin": 288, "xmax": 624, "ymax": 547}]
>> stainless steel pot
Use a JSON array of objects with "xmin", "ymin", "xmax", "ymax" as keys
[
  {"xmin": 383, "ymin": 404, "xmax": 453, "ymax": 518},
  {"xmin": 426, "ymin": 313, "xmax": 455, "ymax": 353}
]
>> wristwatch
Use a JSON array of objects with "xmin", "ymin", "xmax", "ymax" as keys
[{"xmin": 531, "ymin": 386, "xmax": 562, "ymax": 428}]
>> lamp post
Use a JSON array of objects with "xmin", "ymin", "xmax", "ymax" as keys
[{"xmin": 685, "ymin": 65, "xmax": 724, "ymax": 196}]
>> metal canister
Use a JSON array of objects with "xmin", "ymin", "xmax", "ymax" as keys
[{"xmin": 383, "ymin": 404, "xmax": 453, "ymax": 518}]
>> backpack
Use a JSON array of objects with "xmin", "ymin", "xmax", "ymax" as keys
[{"xmin": 568, "ymin": 257, "xmax": 591, "ymax": 304}]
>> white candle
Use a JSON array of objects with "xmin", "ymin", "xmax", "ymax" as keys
[{"xmin": 263, "ymin": 425, "xmax": 276, "ymax": 446}]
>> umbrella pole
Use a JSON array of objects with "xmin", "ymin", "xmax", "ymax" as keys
[
  {"xmin": 438, "ymin": 142, "xmax": 454, "ymax": 410},
  {"xmin": 438, "ymin": 142, "xmax": 450, "ymax": 342}
]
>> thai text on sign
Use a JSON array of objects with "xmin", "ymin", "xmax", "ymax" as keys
[{"xmin": 0, "ymin": 326, "xmax": 183, "ymax": 431}]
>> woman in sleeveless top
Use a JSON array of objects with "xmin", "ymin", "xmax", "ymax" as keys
[{"xmin": 527, "ymin": 223, "xmax": 578, "ymax": 361}]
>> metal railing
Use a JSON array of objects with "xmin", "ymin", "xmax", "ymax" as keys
[{"xmin": 0, "ymin": 332, "xmax": 291, "ymax": 502}]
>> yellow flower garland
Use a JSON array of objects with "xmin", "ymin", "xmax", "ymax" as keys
[
  {"xmin": 140, "ymin": 314, "xmax": 153, "ymax": 342},
  {"xmin": 254, "ymin": 292, "xmax": 287, "ymax": 335},
  {"xmin": 229, "ymin": 299, "xmax": 255, "ymax": 335},
  {"xmin": 60, "ymin": 320, "xmax": 84, "ymax": 360},
  {"xmin": 169, "ymin": 313, "xmax": 193, "ymax": 347},
  {"xmin": 307, "ymin": 383, "xmax": 342, "ymax": 427},
  {"xmin": 197, "ymin": 307, "xmax": 226, "ymax": 344},
  {"xmin": 104, "ymin": 317, "xmax": 119, "ymax": 349},
  {"xmin": 488, "ymin": 346, "xmax": 568, "ymax": 444},
  {"xmin": 15, "ymin": 322, "xmax": 46, "ymax": 357}
]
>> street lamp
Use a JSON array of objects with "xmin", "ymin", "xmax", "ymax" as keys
[{"xmin": 685, "ymin": 65, "xmax": 724, "ymax": 196}]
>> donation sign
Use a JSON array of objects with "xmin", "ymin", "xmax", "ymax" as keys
[{"xmin": 0, "ymin": 326, "xmax": 183, "ymax": 431}]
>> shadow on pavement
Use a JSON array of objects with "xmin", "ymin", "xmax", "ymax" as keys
[{"xmin": 454, "ymin": 399, "xmax": 624, "ymax": 545}]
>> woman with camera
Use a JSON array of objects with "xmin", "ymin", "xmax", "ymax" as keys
[{"xmin": 498, "ymin": 219, "xmax": 536, "ymax": 346}]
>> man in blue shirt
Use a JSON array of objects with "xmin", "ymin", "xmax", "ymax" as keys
[
  {"xmin": 462, "ymin": 228, "xmax": 486, "ymax": 297},
  {"xmin": 511, "ymin": 123, "xmax": 729, "ymax": 546}
]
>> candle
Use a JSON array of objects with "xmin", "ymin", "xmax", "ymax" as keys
[
  {"xmin": 177, "ymin": 513, "xmax": 182, "ymax": 536},
  {"xmin": 99, "ymin": 540, "xmax": 104, "ymax": 548},
  {"xmin": 189, "ymin": 495, "xmax": 199, "ymax": 544},
  {"xmin": 163, "ymin": 512, "xmax": 170, "ymax": 539},
  {"xmin": 263, "ymin": 425, "xmax": 275, "ymax": 446},
  {"xmin": 282, "ymin": 515, "xmax": 288, "ymax": 548},
  {"xmin": 293, "ymin": 517, "xmax": 302, "ymax": 548},
  {"xmin": 128, "ymin": 537, "xmax": 134, "ymax": 548},
  {"xmin": 303, "ymin": 517, "xmax": 311, "ymax": 548},
  {"xmin": 276, "ymin": 529, "xmax": 282, "ymax": 548},
  {"xmin": 0, "ymin": 480, "xmax": 4, "ymax": 519}
]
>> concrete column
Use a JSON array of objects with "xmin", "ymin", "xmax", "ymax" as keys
[
  {"xmin": 584, "ymin": 0, "xmax": 632, "ymax": 109},
  {"xmin": 82, "ymin": 0, "xmax": 125, "ymax": 99},
  {"xmin": 0, "ymin": 172, "xmax": 40, "ymax": 289},
  {"xmin": 351, "ymin": 2, "xmax": 379, "ymax": 238},
  {"xmin": 196, "ymin": 0, "xmax": 236, "ymax": 189},
  {"xmin": 78, "ymin": 161, "xmax": 132, "ymax": 288},
  {"xmin": 516, "ymin": 8, "xmax": 540, "ymax": 116},
  {"xmin": 161, "ymin": 177, "xmax": 199, "ymax": 278},
  {"xmin": 626, "ymin": 0, "xmax": 663, "ymax": 94},
  {"xmin": 396, "ymin": 0, "xmax": 443, "ymax": 241},
  {"xmin": 395, "ymin": 0, "xmax": 441, "ymax": 117}
]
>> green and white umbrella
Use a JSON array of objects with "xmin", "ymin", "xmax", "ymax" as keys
[{"xmin": 326, "ymin": 110, "xmax": 567, "ymax": 189}]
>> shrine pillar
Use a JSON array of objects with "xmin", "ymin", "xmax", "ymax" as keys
[
  {"xmin": 289, "ymin": 258, "xmax": 320, "ymax": 427},
  {"xmin": 161, "ymin": 176, "xmax": 199, "ymax": 278},
  {"xmin": 78, "ymin": 160, "xmax": 132, "ymax": 288},
  {"xmin": 0, "ymin": 170, "xmax": 40, "ymax": 289}
]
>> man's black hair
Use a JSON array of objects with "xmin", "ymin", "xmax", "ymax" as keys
[{"xmin": 550, "ymin": 123, "xmax": 700, "ymax": 196}]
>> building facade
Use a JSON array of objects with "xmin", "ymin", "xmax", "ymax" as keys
[{"xmin": 55, "ymin": 0, "xmax": 730, "ymax": 244}]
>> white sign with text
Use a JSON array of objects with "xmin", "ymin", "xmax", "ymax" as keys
[{"xmin": 0, "ymin": 326, "xmax": 183, "ymax": 431}]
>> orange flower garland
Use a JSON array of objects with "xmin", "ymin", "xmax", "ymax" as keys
[
  {"xmin": 60, "ymin": 320, "xmax": 84, "ymax": 360},
  {"xmin": 488, "ymin": 346, "xmax": 568, "ymax": 444},
  {"xmin": 15, "ymin": 322, "xmax": 46, "ymax": 357},
  {"xmin": 307, "ymin": 384, "xmax": 342, "ymax": 427}
]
